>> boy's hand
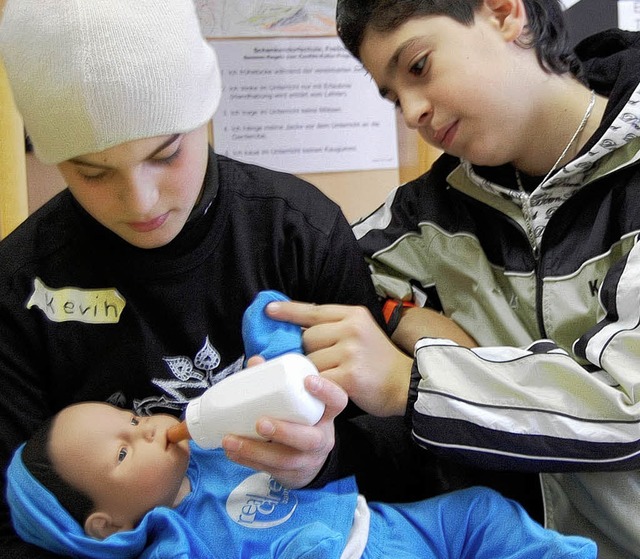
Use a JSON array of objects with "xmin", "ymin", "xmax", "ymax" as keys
[
  {"xmin": 221, "ymin": 372, "xmax": 347, "ymax": 488},
  {"xmin": 264, "ymin": 301, "xmax": 412, "ymax": 417}
]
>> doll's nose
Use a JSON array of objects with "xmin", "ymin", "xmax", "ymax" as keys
[{"xmin": 137, "ymin": 419, "xmax": 156, "ymax": 442}]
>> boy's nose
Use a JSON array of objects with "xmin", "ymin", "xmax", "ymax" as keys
[
  {"xmin": 401, "ymin": 94, "xmax": 432, "ymax": 130},
  {"xmin": 121, "ymin": 173, "xmax": 160, "ymax": 214}
]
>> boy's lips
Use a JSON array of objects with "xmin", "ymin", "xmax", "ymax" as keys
[
  {"xmin": 433, "ymin": 121, "xmax": 458, "ymax": 149},
  {"xmin": 128, "ymin": 212, "xmax": 169, "ymax": 232}
]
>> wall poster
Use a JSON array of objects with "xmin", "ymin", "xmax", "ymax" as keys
[
  {"xmin": 195, "ymin": 1, "xmax": 398, "ymax": 174},
  {"xmin": 211, "ymin": 37, "xmax": 398, "ymax": 174}
]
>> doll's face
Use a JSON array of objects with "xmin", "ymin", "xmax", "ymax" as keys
[
  {"xmin": 49, "ymin": 402, "xmax": 191, "ymax": 531},
  {"xmin": 57, "ymin": 124, "xmax": 209, "ymax": 249}
]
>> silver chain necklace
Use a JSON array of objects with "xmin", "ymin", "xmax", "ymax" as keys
[{"xmin": 515, "ymin": 89, "xmax": 596, "ymax": 255}]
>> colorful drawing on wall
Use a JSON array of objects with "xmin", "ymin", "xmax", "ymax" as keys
[{"xmin": 195, "ymin": 1, "xmax": 337, "ymax": 38}]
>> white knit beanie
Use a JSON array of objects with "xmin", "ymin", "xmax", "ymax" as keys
[{"xmin": 0, "ymin": 0, "xmax": 221, "ymax": 164}]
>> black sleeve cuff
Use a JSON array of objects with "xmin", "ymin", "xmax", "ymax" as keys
[
  {"xmin": 404, "ymin": 359, "xmax": 421, "ymax": 427},
  {"xmin": 305, "ymin": 416, "xmax": 349, "ymax": 489}
]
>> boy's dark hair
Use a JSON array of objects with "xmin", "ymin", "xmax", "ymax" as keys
[
  {"xmin": 21, "ymin": 417, "xmax": 95, "ymax": 526},
  {"xmin": 336, "ymin": 0, "xmax": 582, "ymax": 77}
]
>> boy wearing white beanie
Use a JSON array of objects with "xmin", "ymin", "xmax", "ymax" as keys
[{"xmin": 0, "ymin": 1, "xmax": 422, "ymax": 555}]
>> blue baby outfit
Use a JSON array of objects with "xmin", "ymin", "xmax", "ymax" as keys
[
  {"xmin": 5, "ymin": 291, "xmax": 598, "ymax": 558},
  {"xmin": 6, "ymin": 443, "xmax": 597, "ymax": 559},
  {"xmin": 175, "ymin": 446, "xmax": 357, "ymax": 559}
]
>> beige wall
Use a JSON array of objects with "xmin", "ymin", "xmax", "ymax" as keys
[
  {"xmin": 1, "ymin": 0, "xmax": 30, "ymax": 237},
  {"xmin": 26, "ymin": 155, "xmax": 66, "ymax": 214},
  {"xmin": 0, "ymin": 58, "xmax": 28, "ymax": 239}
]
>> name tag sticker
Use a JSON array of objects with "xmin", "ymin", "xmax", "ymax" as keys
[{"xmin": 26, "ymin": 277, "xmax": 126, "ymax": 324}]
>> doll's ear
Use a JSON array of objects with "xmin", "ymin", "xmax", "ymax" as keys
[{"xmin": 84, "ymin": 511, "xmax": 122, "ymax": 540}]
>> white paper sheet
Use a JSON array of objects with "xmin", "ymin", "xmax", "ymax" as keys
[
  {"xmin": 618, "ymin": 0, "xmax": 640, "ymax": 30},
  {"xmin": 211, "ymin": 37, "xmax": 398, "ymax": 174}
]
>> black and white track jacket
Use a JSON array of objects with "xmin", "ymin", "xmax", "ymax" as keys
[{"xmin": 354, "ymin": 29, "xmax": 640, "ymax": 559}]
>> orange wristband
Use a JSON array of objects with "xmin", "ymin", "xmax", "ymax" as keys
[{"xmin": 382, "ymin": 299, "xmax": 415, "ymax": 333}]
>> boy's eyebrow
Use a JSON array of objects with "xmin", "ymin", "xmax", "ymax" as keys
[{"xmin": 69, "ymin": 134, "xmax": 181, "ymax": 168}]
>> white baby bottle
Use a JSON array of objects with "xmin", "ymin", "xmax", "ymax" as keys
[{"xmin": 167, "ymin": 353, "xmax": 326, "ymax": 448}]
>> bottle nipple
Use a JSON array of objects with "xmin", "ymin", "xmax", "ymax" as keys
[{"xmin": 167, "ymin": 421, "xmax": 191, "ymax": 444}]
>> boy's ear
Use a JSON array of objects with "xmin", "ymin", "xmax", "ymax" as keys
[
  {"xmin": 84, "ymin": 511, "xmax": 122, "ymax": 540},
  {"xmin": 483, "ymin": 0, "xmax": 526, "ymax": 42}
]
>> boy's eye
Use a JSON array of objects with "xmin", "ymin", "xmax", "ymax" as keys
[
  {"xmin": 153, "ymin": 147, "xmax": 181, "ymax": 165},
  {"xmin": 79, "ymin": 171, "xmax": 107, "ymax": 182},
  {"xmin": 409, "ymin": 55, "xmax": 427, "ymax": 76},
  {"xmin": 130, "ymin": 416, "xmax": 140, "ymax": 426},
  {"xmin": 118, "ymin": 447, "xmax": 128, "ymax": 462}
]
